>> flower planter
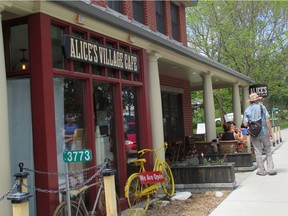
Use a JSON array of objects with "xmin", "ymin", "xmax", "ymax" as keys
[
  {"xmin": 171, "ymin": 163, "xmax": 236, "ymax": 192},
  {"xmin": 172, "ymin": 163, "xmax": 235, "ymax": 184},
  {"xmin": 207, "ymin": 153, "xmax": 253, "ymax": 167}
]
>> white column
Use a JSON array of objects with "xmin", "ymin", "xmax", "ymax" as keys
[
  {"xmin": 0, "ymin": 7, "xmax": 12, "ymax": 215},
  {"xmin": 148, "ymin": 52, "xmax": 165, "ymax": 161},
  {"xmin": 232, "ymin": 83, "xmax": 242, "ymax": 127},
  {"xmin": 242, "ymin": 86, "xmax": 249, "ymax": 111},
  {"xmin": 202, "ymin": 73, "xmax": 216, "ymax": 141}
]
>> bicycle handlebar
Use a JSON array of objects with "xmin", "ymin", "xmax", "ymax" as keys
[{"xmin": 138, "ymin": 142, "xmax": 168, "ymax": 157}]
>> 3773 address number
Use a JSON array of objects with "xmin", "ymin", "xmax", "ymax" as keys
[{"xmin": 63, "ymin": 149, "xmax": 92, "ymax": 162}]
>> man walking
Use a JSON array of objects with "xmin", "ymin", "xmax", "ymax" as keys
[{"xmin": 243, "ymin": 93, "xmax": 277, "ymax": 176}]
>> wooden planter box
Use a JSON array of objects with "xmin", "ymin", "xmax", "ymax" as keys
[
  {"xmin": 207, "ymin": 153, "xmax": 253, "ymax": 168},
  {"xmin": 171, "ymin": 163, "xmax": 235, "ymax": 184}
]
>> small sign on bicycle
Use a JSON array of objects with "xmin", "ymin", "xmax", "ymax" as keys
[
  {"xmin": 63, "ymin": 149, "xmax": 92, "ymax": 162},
  {"xmin": 139, "ymin": 171, "xmax": 164, "ymax": 184}
]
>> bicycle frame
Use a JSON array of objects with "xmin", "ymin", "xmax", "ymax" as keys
[
  {"xmin": 125, "ymin": 142, "xmax": 175, "ymax": 211},
  {"xmin": 75, "ymin": 180, "xmax": 104, "ymax": 215},
  {"xmin": 130, "ymin": 143, "xmax": 167, "ymax": 195}
]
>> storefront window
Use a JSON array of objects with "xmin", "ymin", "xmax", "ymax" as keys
[
  {"xmin": 93, "ymin": 83, "xmax": 116, "ymax": 164},
  {"xmin": 10, "ymin": 24, "xmax": 29, "ymax": 71},
  {"xmin": 122, "ymin": 86, "xmax": 140, "ymax": 176},
  {"xmin": 54, "ymin": 77, "xmax": 86, "ymax": 189},
  {"xmin": 72, "ymin": 31, "xmax": 85, "ymax": 73},
  {"xmin": 162, "ymin": 93, "xmax": 184, "ymax": 142},
  {"xmin": 106, "ymin": 42, "xmax": 118, "ymax": 78},
  {"xmin": 91, "ymin": 37, "xmax": 102, "ymax": 75},
  {"xmin": 51, "ymin": 25, "xmax": 65, "ymax": 69}
]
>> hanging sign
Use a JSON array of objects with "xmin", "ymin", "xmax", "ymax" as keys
[
  {"xmin": 62, "ymin": 35, "xmax": 139, "ymax": 73},
  {"xmin": 249, "ymin": 84, "xmax": 268, "ymax": 98}
]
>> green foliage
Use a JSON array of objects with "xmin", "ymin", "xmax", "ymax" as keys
[
  {"xmin": 202, "ymin": 156, "xmax": 227, "ymax": 166},
  {"xmin": 186, "ymin": 1, "xmax": 288, "ymax": 111},
  {"xmin": 280, "ymin": 120, "xmax": 288, "ymax": 130}
]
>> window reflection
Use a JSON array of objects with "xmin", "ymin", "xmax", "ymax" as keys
[
  {"xmin": 51, "ymin": 25, "xmax": 65, "ymax": 69},
  {"xmin": 10, "ymin": 24, "xmax": 29, "ymax": 71},
  {"xmin": 122, "ymin": 86, "xmax": 140, "ymax": 177},
  {"xmin": 54, "ymin": 77, "xmax": 86, "ymax": 189},
  {"xmin": 93, "ymin": 83, "xmax": 116, "ymax": 164},
  {"xmin": 72, "ymin": 31, "xmax": 85, "ymax": 73}
]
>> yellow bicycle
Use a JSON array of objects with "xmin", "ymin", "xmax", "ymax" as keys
[{"xmin": 124, "ymin": 142, "xmax": 175, "ymax": 211}]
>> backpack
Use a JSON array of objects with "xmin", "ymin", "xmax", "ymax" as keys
[{"xmin": 247, "ymin": 105, "xmax": 263, "ymax": 137}]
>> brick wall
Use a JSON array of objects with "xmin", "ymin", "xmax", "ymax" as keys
[
  {"xmin": 122, "ymin": 0, "xmax": 133, "ymax": 20},
  {"xmin": 91, "ymin": 0, "xmax": 188, "ymax": 46},
  {"xmin": 144, "ymin": 1, "xmax": 157, "ymax": 32},
  {"xmin": 164, "ymin": 1, "xmax": 172, "ymax": 39},
  {"xmin": 91, "ymin": 0, "xmax": 107, "ymax": 8},
  {"xmin": 160, "ymin": 75, "xmax": 193, "ymax": 136},
  {"xmin": 179, "ymin": 4, "xmax": 188, "ymax": 46}
]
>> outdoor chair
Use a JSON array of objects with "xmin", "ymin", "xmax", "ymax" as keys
[{"xmin": 218, "ymin": 140, "xmax": 239, "ymax": 153}]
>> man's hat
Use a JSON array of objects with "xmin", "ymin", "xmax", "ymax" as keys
[{"xmin": 247, "ymin": 93, "xmax": 263, "ymax": 102}]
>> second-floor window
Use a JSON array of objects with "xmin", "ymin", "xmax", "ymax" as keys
[
  {"xmin": 133, "ymin": 0, "xmax": 144, "ymax": 24},
  {"xmin": 170, "ymin": 3, "xmax": 179, "ymax": 41},
  {"xmin": 156, "ymin": 1, "xmax": 165, "ymax": 34},
  {"xmin": 108, "ymin": 1, "xmax": 122, "ymax": 13}
]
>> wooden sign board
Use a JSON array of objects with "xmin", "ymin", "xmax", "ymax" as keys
[{"xmin": 249, "ymin": 84, "xmax": 268, "ymax": 98}]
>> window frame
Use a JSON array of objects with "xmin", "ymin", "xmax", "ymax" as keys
[
  {"xmin": 108, "ymin": 0, "xmax": 122, "ymax": 13},
  {"xmin": 133, "ymin": 0, "xmax": 144, "ymax": 24},
  {"xmin": 156, "ymin": 1, "xmax": 165, "ymax": 34},
  {"xmin": 170, "ymin": 3, "xmax": 180, "ymax": 41}
]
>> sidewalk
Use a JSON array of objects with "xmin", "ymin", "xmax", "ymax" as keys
[{"xmin": 210, "ymin": 128, "xmax": 288, "ymax": 216}]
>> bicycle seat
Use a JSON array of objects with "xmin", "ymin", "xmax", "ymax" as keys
[
  {"xmin": 69, "ymin": 185, "xmax": 89, "ymax": 197},
  {"xmin": 130, "ymin": 158, "xmax": 146, "ymax": 166}
]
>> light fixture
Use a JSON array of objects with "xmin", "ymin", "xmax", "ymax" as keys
[
  {"xmin": 128, "ymin": 34, "xmax": 135, "ymax": 43},
  {"xmin": 75, "ymin": 14, "xmax": 85, "ymax": 25},
  {"xmin": 19, "ymin": 49, "xmax": 28, "ymax": 70}
]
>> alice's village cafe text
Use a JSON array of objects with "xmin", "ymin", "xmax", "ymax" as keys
[{"xmin": 62, "ymin": 35, "xmax": 138, "ymax": 73}]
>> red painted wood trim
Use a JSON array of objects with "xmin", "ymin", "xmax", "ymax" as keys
[{"xmin": 28, "ymin": 13, "xmax": 59, "ymax": 215}]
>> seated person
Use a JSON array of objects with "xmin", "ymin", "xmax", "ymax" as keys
[
  {"xmin": 240, "ymin": 123, "xmax": 249, "ymax": 135},
  {"xmin": 221, "ymin": 121, "xmax": 245, "ymax": 151}
]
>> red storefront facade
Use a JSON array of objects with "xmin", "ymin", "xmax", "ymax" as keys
[{"xmin": 0, "ymin": 1, "xmax": 253, "ymax": 215}]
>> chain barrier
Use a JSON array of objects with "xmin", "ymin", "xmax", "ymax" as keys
[
  {"xmin": 0, "ymin": 181, "xmax": 19, "ymax": 202},
  {"xmin": 0, "ymin": 159, "xmax": 110, "ymax": 201},
  {"xmin": 23, "ymin": 164, "xmax": 100, "ymax": 176},
  {"xmin": 20, "ymin": 161, "xmax": 109, "ymax": 194}
]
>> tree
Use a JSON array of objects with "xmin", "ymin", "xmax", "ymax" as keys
[{"xmin": 186, "ymin": 1, "xmax": 288, "ymax": 111}]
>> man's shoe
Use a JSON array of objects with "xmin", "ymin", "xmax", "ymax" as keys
[
  {"xmin": 256, "ymin": 171, "xmax": 267, "ymax": 176},
  {"xmin": 268, "ymin": 170, "xmax": 277, "ymax": 175}
]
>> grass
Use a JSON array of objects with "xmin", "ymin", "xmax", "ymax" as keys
[{"xmin": 279, "ymin": 120, "xmax": 288, "ymax": 129}]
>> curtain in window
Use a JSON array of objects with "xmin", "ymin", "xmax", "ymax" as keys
[{"xmin": 8, "ymin": 78, "xmax": 36, "ymax": 215}]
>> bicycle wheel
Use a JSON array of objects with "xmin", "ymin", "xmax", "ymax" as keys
[
  {"xmin": 53, "ymin": 200, "xmax": 85, "ymax": 216},
  {"xmin": 125, "ymin": 173, "xmax": 151, "ymax": 211},
  {"xmin": 97, "ymin": 189, "xmax": 121, "ymax": 216},
  {"xmin": 159, "ymin": 161, "xmax": 175, "ymax": 197}
]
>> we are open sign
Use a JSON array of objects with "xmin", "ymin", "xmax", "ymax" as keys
[{"xmin": 139, "ymin": 171, "xmax": 164, "ymax": 184}]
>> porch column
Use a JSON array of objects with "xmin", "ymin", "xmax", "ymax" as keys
[
  {"xmin": 0, "ymin": 6, "xmax": 12, "ymax": 215},
  {"xmin": 232, "ymin": 83, "xmax": 242, "ymax": 127},
  {"xmin": 202, "ymin": 73, "xmax": 216, "ymax": 141},
  {"xmin": 148, "ymin": 52, "xmax": 165, "ymax": 161},
  {"xmin": 242, "ymin": 86, "xmax": 249, "ymax": 111}
]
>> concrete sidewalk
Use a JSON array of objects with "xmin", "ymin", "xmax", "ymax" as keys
[{"xmin": 210, "ymin": 128, "xmax": 288, "ymax": 216}]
